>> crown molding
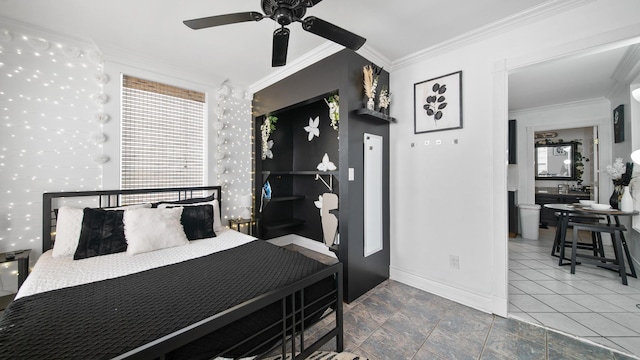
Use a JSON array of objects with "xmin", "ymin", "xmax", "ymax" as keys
[
  {"xmin": 249, "ymin": 41, "xmax": 392, "ymax": 94},
  {"xmin": 356, "ymin": 44, "xmax": 392, "ymax": 70},
  {"xmin": 249, "ymin": 42, "xmax": 343, "ymax": 94},
  {"xmin": 97, "ymin": 41, "xmax": 227, "ymax": 90},
  {"xmin": 611, "ymin": 44, "xmax": 640, "ymax": 84},
  {"xmin": 0, "ymin": 16, "xmax": 97, "ymax": 50},
  {"xmin": 391, "ymin": 0, "xmax": 596, "ymax": 71},
  {"xmin": 509, "ymin": 97, "xmax": 609, "ymax": 116}
]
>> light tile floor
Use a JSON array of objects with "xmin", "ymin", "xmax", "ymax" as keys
[{"xmin": 509, "ymin": 226, "xmax": 640, "ymax": 357}]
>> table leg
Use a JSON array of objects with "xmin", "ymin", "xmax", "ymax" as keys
[
  {"xmin": 613, "ymin": 215, "xmax": 637, "ymax": 278},
  {"xmin": 558, "ymin": 212, "xmax": 571, "ymax": 266}
]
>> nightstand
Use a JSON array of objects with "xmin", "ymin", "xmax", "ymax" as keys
[
  {"xmin": 228, "ymin": 218, "xmax": 259, "ymax": 237},
  {"xmin": 0, "ymin": 249, "xmax": 31, "ymax": 310}
]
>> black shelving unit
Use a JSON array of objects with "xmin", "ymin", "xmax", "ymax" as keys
[{"xmin": 253, "ymin": 49, "xmax": 391, "ymax": 303}]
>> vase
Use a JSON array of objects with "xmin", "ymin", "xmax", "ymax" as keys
[
  {"xmin": 620, "ymin": 185, "xmax": 634, "ymax": 212},
  {"xmin": 609, "ymin": 183, "xmax": 623, "ymax": 209},
  {"xmin": 366, "ymin": 97, "xmax": 375, "ymax": 110}
]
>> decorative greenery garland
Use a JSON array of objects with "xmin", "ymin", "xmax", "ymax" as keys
[{"xmin": 261, "ymin": 115, "xmax": 277, "ymax": 160}]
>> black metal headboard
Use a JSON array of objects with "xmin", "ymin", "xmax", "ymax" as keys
[{"xmin": 42, "ymin": 186, "xmax": 222, "ymax": 252}]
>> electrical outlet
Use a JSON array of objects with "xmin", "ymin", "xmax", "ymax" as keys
[{"xmin": 449, "ymin": 255, "xmax": 460, "ymax": 270}]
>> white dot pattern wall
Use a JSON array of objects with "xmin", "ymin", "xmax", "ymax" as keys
[
  {"xmin": 0, "ymin": 26, "xmax": 104, "ymax": 270},
  {"xmin": 214, "ymin": 84, "xmax": 252, "ymax": 222}
]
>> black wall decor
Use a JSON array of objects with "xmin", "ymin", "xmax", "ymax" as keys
[
  {"xmin": 613, "ymin": 104, "xmax": 624, "ymax": 143},
  {"xmin": 253, "ymin": 49, "xmax": 391, "ymax": 303}
]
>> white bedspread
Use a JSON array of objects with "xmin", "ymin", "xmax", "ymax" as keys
[{"xmin": 18, "ymin": 228, "xmax": 256, "ymax": 299}]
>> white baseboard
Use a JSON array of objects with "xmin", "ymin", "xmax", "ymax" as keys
[
  {"xmin": 267, "ymin": 234, "xmax": 337, "ymax": 259},
  {"xmin": 390, "ymin": 265, "xmax": 494, "ymax": 314}
]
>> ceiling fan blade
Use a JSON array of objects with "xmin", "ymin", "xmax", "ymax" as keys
[
  {"xmin": 183, "ymin": 12, "xmax": 263, "ymax": 30},
  {"xmin": 304, "ymin": 0, "xmax": 323, "ymax": 6},
  {"xmin": 301, "ymin": 16, "xmax": 366, "ymax": 50},
  {"xmin": 272, "ymin": 27, "xmax": 290, "ymax": 67}
]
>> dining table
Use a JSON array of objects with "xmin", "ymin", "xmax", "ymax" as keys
[{"xmin": 544, "ymin": 203, "xmax": 638, "ymax": 277}]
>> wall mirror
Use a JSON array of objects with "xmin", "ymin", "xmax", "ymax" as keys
[{"xmin": 535, "ymin": 142, "xmax": 576, "ymax": 180}]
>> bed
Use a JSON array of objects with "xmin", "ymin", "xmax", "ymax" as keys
[{"xmin": 0, "ymin": 186, "xmax": 343, "ymax": 360}]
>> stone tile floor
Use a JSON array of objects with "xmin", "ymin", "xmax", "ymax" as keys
[
  {"xmin": 307, "ymin": 279, "xmax": 637, "ymax": 359},
  {"xmin": 509, "ymin": 227, "xmax": 640, "ymax": 356},
  {"xmin": 284, "ymin": 242, "xmax": 639, "ymax": 359}
]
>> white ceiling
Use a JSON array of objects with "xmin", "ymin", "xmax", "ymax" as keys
[{"xmin": 0, "ymin": 0, "xmax": 635, "ymax": 110}]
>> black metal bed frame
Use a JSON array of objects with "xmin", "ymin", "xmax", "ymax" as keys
[{"xmin": 40, "ymin": 186, "xmax": 344, "ymax": 360}]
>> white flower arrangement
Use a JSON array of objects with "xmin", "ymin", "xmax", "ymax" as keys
[
  {"xmin": 324, "ymin": 95, "xmax": 339, "ymax": 130},
  {"xmin": 261, "ymin": 115, "xmax": 277, "ymax": 160},
  {"xmin": 378, "ymin": 88, "xmax": 391, "ymax": 111},
  {"xmin": 606, "ymin": 158, "xmax": 626, "ymax": 180}
]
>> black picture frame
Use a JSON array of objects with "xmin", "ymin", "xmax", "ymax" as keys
[
  {"xmin": 613, "ymin": 104, "xmax": 624, "ymax": 143},
  {"xmin": 414, "ymin": 71, "xmax": 463, "ymax": 134}
]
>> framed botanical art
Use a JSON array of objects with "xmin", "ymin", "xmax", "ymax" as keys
[
  {"xmin": 414, "ymin": 71, "xmax": 462, "ymax": 134},
  {"xmin": 613, "ymin": 104, "xmax": 624, "ymax": 143}
]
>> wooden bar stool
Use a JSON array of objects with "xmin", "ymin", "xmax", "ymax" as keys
[{"xmin": 569, "ymin": 221, "xmax": 628, "ymax": 285}]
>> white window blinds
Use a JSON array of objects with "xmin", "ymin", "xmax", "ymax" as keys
[{"xmin": 120, "ymin": 75, "xmax": 206, "ymax": 203}]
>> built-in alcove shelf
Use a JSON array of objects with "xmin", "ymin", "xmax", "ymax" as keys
[
  {"xmin": 263, "ymin": 218, "xmax": 305, "ymax": 232},
  {"xmin": 355, "ymin": 108, "xmax": 396, "ymax": 123},
  {"xmin": 263, "ymin": 195, "xmax": 305, "ymax": 208},
  {"xmin": 262, "ymin": 171, "xmax": 338, "ymax": 176},
  {"xmin": 265, "ymin": 195, "xmax": 305, "ymax": 203}
]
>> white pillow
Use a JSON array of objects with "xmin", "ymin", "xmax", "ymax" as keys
[
  {"xmin": 52, "ymin": 207, "xmax": 85, "ymax": 259},
  {"xmin": 124, "ymin": 207, "xmax": 189, "ymax": 255},
  {"xmin": 51, "ymin": 203, "xmax": 152, "ymax": 259},
  {"xmin": 158, "ymin": 199, "xmax": 223, "ymax": 233}
]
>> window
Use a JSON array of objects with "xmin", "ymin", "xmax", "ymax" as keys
[{"xmin": 120, "ymin": 75, "xmax": 206, "ymax": 203}]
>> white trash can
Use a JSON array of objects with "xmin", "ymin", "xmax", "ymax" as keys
[{"xmin": 518, "ymin": 204, "xmax": 541, "ymax": 240}]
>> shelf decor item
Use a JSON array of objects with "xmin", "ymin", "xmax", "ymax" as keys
[
  {"xmin": 605, "ymin": 158, "xmax": 633, "ymax": 209},
  {"xmin": 378, "ymin": 87, "xmax": 391, "ymax": 115},
  {"xmin": 414, "ymin": 70, "xmax": 462, "ymax": 134},
  {"xmin": 363, "ymin": 65, "xmax": 379, "ymax": 110}
]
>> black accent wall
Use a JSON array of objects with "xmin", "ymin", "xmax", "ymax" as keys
[{"xmin": 253, "ymin": 49, "xmax": 391, "ymax": 303}]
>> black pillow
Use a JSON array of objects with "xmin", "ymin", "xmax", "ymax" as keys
[
  {"xmin": 74, "ymin": 208, "xmax": 127, "ymax": 260},
  {"xmin": 167, "ymin": 205, "xmax": 215, "ymax": 240}
]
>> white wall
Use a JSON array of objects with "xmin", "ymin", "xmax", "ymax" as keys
[
  {"xmin": 0, "ymin": 25, "xmax": 103, "ymax": 292},
  {"xmin": 0, "ymin": 23, "xmax": 254, "ymax": 294},
  {"xmin": 389, "ymin": 0, "xmax": 640, "ymax": 315}
]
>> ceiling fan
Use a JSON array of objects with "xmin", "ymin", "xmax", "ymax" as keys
[{"xmin": 183, "ymin": 0, "xmax": 366, "ymax": 67}]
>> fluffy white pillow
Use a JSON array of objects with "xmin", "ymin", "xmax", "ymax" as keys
[
  {"xmin": 158, "ymin": 199, "xmax": 223, "ymax": 233},
  {"xmin": 124, "ymin": 207, "xmax": 189, "ymax": 255},
  {"xmin": 52, "ymin": 207, "xmax": 85, "ymax": 259},
  {"xmin": 51, "ymin": 203, "xmax": 152, "ymax": 259}
]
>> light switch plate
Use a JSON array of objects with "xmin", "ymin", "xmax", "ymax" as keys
[{"xmin": 348, "ymin": 168, "xmax": 355, "ymax": 181}]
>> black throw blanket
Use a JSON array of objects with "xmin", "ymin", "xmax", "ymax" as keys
[{"xmin": 0, "ymin": 241, "xmax": 334, "ymax": 359}]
